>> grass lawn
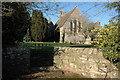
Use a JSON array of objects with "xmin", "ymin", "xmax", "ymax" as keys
[
  {"xmin": 19, "ymin": 42, "xmax": 94, "ymax": 52},
  {"xmin": 20, "ymin": 42, "xmax": 94, "ymax": 47}
]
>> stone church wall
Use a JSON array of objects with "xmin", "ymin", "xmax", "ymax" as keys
[{"xmin": 60, "ymin": 9, "xmax": 85, "ymax": 43}]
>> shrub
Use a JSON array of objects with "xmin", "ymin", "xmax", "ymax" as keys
[{"xmin": 92, "ymin": 21, "xmax": 120, "ymax": 68}]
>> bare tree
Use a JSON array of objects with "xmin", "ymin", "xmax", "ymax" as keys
[
  {"xmin": 1, "ymin": 2, "xmax": 64, "ymax": 17},
  {"xmin": 94, "ymin": 56, "xmax": 118, "ymax": 79}
]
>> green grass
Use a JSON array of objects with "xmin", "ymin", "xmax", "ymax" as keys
[
  {"xmin": 20, "ymin": 42, "xmax": 94, "ymax": 47},
  {"xmin": 19, "ymin": 42, "xmax": 94, "ymax": 52}
]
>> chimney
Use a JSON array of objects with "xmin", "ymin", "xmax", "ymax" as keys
[
  {"xmin": 95, "ymin": 22, "xmax": 101, "ymax": 29},
  {"xmin": 60, "ymin": 10, "xmax": 64, "ymax": 17},
  {"xmin": 96, "ymin": 22, "xmax": 100, "ymax": 25}
]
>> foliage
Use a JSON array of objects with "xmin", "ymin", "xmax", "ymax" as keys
[
  {"xmin": 2, "ymin": 2, "xmax": 64, "ymax": 46},
  {"xmin": 1, "ymin": 2, "xmax": 64, "ymax": 17},
  {"xmin": 45, "ymin": 21, "xmax": 55, "ymax": 42},
  {"xmin": 105, "ymin": 2, "xmax": 120, "ymax": 20},
  {"xmin": 92, "ymin": 21, "xmax": 120, "ymax": 67},
  {"xmin": 106, "ymin": 2, "xmax": 120, "ymax": 11},
  {"xmin": 30, "ymin": 10, "xmax": 48, "ymax": 42},
  {"xmin": 24, "ymin": 33, "xmax": 31, "ymax": 42},
  {"xmin": 82, "ymin": 22, "xmax": 96, "ymax": 38},
  {"xmin": 2, "ymin": 2, "xmax": 31, "ymax": 46},
  {"xmin": 25, "ymin": 2, "xmax": 64, "ymax": 17},
  {"xmin": 23, "ymin": 27, "xmax": 32, "ymax": 42},
  {"xmin": 80, "ymin": 15, "xmax": 100, "ymax": 39}
]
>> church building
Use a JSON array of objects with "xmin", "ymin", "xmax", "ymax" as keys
[{"xmin": 55, "ymin": 7, "xmax": 100, "ymax": 44}]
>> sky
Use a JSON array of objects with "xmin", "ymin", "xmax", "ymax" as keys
[
  {"xmin": 43, "ymin": 2, "xmax": 118, "ymax": 27},
  {"xmin": 2, "ymin": 0, "xmax": 118, "ymax": 27}
]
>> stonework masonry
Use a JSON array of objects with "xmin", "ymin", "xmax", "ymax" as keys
[
  {"xmin": 54, "ymin": 47, "xmax": 119, "ymax": 78},
  {"xmin": 55, "ymin": 7, "xmax": 101, "ymax": 44}
]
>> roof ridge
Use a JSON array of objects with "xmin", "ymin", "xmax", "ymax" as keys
[
  {"xmin": 57, "ymin": 7, "xmax": 76, "ymax": 22},
  {"xmin": 58, "ymin": 7, "xmax": 76, "ymax": 25},
  {"xmin": 64, "ymin": 7, "xmax": 77, "ymax": 17},
  {"xmin": 55, "ymin": 7, "xmax": 79, "ymax": 29},
  {"xmin": 60, "ymin": 7, "xmax": 77, "ymax": 27}
]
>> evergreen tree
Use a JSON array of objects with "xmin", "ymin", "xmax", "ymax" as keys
[
  {"xmin": 30, "ymin": 10, "xmax": 48, "ymax": 42},
  {"xmin": 2, "ymin": 2, "xmax": 31, "ymax": 46},
  {"xmin": 46, "ymin": 21, "xmax": 55, "ymax": 42}
]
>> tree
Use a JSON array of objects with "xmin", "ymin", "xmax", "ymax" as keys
[
  {"xmin": 23, "ymin": 28, "xmax": 31, "ymax": 42},
  {"xmin": 92, "ymin": 21, "xmax": 120, "ymax": 67},
  {"xmin": 43, "ymin": 20, "xmax": 55, "ymax": 42},
  {"xmin": 2, "ymin": 2, "xmax": 64, "ymax": 45},
  {"xmin": 91, "ymin": 1, "xmax": 120, "ymax": 68},
  {"xmin": 2, "ymin": 2, "xmax": 31, "ymax": 46},
  {"xmin": 82, "ymin": 22, "xmax": 96, "ymax": 38},
  {"xmin": 30, "ymin": 10, "xmax": 48, "ymax": 42},
  {"xmin": 105, "ymin": 2, "xmax": 120, "ymax": 20},
  {"xmin": 1, "ymin": 2, "xmax": 63, "ymax": 17}
]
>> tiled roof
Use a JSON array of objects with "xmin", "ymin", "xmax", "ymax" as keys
[{"xmin": 55, "ymin": 7, "xmax": 77, "ymax": 29}]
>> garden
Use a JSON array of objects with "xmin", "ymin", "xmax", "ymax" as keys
[{"xmin": 2, "ymin": 1, "xmax": 120, "ymax": 80}]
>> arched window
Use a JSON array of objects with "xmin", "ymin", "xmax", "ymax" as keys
[
  {"xmin": 70, "ymin": 20, "xmax": 80, "ymax": 34},
  {"xmin": 76, "ymin": 19, "xmax": 79, "ymax": 33},
  {"xmin": 79, "ymin": 21, "xmax": 81, "ymax": 32},
  {"xmin": 74, "ymin": 20, "xmax": 77, "ymax": 33},
  {"xmin": 70, "ymin": 21, "xmax": 72, "ymax": 32}
]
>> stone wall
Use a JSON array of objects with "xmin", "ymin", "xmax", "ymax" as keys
[
  {"xmin": 59, "ymin": 8, "xmax": 85, "ymax": 44},
  {"xmin": 54, "ymin": 47, "xmax": 118, "ymax": 78}
]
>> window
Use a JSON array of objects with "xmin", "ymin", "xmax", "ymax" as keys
[
  {"xmin": 70, "ymin": 21, "xmax": 72, "ymax": 32},
  {"xmin": 79, "ymin": 21, "xmax": 81, "ymax": 32},
  {"xmin": 74, "ymin": 20, "xmax": 76, "ymax": 33}
]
